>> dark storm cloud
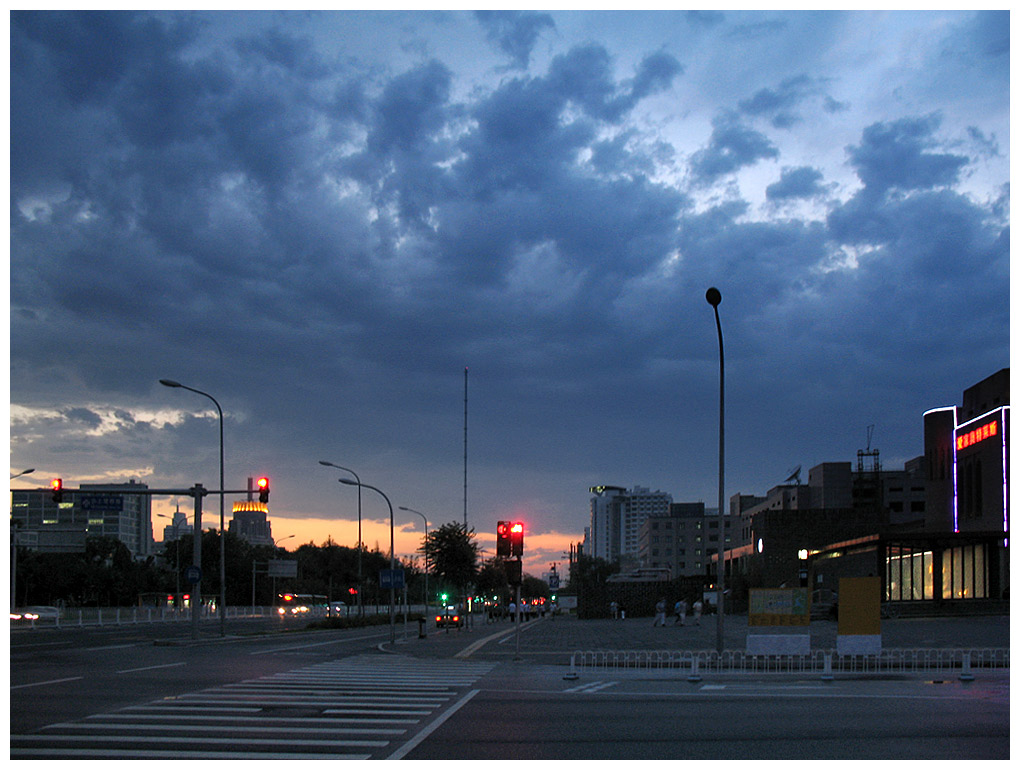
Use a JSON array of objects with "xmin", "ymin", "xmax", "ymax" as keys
[
  {"xmin": 765, "ymin": 166, "xmax": 829, "ymax": 202},
  {"xmin": 474, "ymin": 10, "xmax": 555, "ymax": 69},
  {"xmin": 738, "ymin": 74, "xmax": 828, "ymax": 128},
  {"xmin": 847, "ymin": 115, "xmax": 968, "ymax": 195},
  {"xmin": 688, "ymin": 112, "xmax": 779, "ymax": 183}
]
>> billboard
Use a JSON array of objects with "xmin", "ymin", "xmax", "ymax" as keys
[{"xmin": 748, "ymin": 588, "xmax": 810, "ymax": 626}]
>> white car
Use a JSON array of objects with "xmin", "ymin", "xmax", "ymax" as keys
[{"xmin": 11, "ymin": 606, "xmax": 60, "ymax": 621}]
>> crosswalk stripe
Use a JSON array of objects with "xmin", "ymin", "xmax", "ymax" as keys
[{"xmin": 11, "ymin": 654, "xmax": 494, "ymax": 759}]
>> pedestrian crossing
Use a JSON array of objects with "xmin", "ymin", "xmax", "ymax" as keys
[{"xmin": 10, "ymin": 654, "xmax": 494, "ymax": 759}]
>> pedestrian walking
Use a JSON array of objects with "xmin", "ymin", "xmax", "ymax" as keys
[
  {"xmin": 674, "ymin": 598, "xmax": 687, "ymax": 626},
  {"xmin": 653, "ymin": 598, "xmax": 667, "ymax": 627},
  {"xmin": 508, "ymin": 600, "xmax": 517, "ymax": 622},
  {"xmin": 693, "ymin": 599, "xmax": 703, "ymax": 625},
  {"xmin": 610, "ymin": 601, "xmax": 618, "ymax": 619}
]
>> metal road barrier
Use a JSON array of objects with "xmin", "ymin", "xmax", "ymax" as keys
[{"xmin": 565, "ymin": 648, "xmax": 1010, "ymax": 680}]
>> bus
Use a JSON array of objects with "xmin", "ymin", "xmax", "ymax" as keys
[{"xmin": 277, "ymin": 593, "xmax": 327, "ymax": 616}]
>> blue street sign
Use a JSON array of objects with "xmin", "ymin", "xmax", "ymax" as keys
[
  {"xmin": 80, "ymin": 494, "xmax": 124, "ymax": 512},
  {"xmin": 379, "ymin": 568, "xmax": 405, "ymax": 589},
  {"xmin": 184, "ymin": 565, "xmax": 202, "ymax": 584}
]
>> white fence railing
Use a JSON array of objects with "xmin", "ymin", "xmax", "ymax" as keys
[
  {"xmin": 566, "ymin": 648, "xmax": 1009, "ymax": 678},
  {"xmin": 10, "ymin": 602, "xmax": 436, "ymax": 630}
]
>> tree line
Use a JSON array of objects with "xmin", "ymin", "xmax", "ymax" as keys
[{"xmin": 13, "ymin": 521, "xmax": 554, "ymax": 609}]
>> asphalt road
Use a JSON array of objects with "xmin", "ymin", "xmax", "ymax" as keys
[{"xmin": 9, "ymin": 612, "xmax": 1010, "ymax": 759}]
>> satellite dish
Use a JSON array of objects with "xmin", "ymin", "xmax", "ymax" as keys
[{"xmin": 785, "ymin": 465, "xmax": 802, "ymax": 485}]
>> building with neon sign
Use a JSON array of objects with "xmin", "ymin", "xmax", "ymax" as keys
[
  {"xmin": 808, "ymin": 369, "xmax": 1009, "ymax": 609},
  {"xmin": 713, "ymin": 369, "xmax": 1008, "ymax": 611},
  {"xmin": 923, "ymin": 368, "xmax": 1009, "ymax": 538}
]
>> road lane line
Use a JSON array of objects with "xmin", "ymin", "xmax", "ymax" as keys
[
  {"xmin": 250, "ymin": 630, "xmax": 390, "ymax": 654},
  {"xmin": 116, "ymin": 662, "xmax": 187, "ymax": 674},
  {"xmin": 11, "ymin": 676, "xmax": 84, "ymax": 690},
  {"xmin": 386, "ymin": 688, "xmax": 480, "ymax": 760}
]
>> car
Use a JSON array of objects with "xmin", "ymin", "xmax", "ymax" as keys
[
  {"xmin": 11, "ymin": 606, "xmax": 60, "ymax": 621},
  {"xmin": 435, "ymin": 605, "xmax": 464, "ymax": 628},
  {"xmin": 327, "ymin": 601, "xmax": 348, "ymax": 617}
]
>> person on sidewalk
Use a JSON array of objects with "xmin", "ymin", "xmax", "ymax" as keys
[
  {"xmin": 693, "ymin": 599, "xmax": 703, "ymax": 626},
  {"xmin": 674, "ymin": 598, "xmax": 687, "ymax": 626},
  {"xmin": 653, "ymin": 598, "xmax": 667, "ymax": 627}
]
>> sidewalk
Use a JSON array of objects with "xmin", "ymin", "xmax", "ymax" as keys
[{"xmin": 396, "ymin": 612, "xmax": 1010, "ymax": 663}]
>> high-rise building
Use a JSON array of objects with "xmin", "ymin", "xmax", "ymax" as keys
[{"xmin": 588, "ymin": 485, "xmax": 672, "ymax": 563}]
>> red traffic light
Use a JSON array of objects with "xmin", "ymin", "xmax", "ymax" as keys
[
  {"xmin": 257, "ymin": 476, "xmax": 270, "ymax": 503},
  {"xmin": 50, "ymin": 478, "xmax": 63, "ymax": 502},
  {"xmin": 509, "ymin": 521, "xmax": 524, "ymax": 556},
  {"xmin": 496, "ymin": 520, "xmax": 511, "ymax": 556}
]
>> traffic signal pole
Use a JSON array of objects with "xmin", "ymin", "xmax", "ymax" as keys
[{"xmin": 33, "ymin": 480, "xmax": 264, "ymax": 640}]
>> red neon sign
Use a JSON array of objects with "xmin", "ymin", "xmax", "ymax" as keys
[{"xmin": 956, "ymin": 419, "xmax": 998, "ymax": 451}]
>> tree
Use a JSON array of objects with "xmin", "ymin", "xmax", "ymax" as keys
[{"xmin": 421, "ymin": 522, "xmax": 478, "ymax": 605}]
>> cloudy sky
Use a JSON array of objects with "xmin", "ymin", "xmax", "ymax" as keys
[{"xmin": 9, "ymin": 10, "xmax": 1010, "ymax": 575}]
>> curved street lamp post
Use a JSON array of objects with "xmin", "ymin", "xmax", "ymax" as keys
[
  {"xmin": 705, "ymin": 287, "xmax": 725, "ymax": 654},
  {"xmin": 160, "ymin": 379, "xmax": 227, "ymax": 637},
  {"xmin": 319, "ymin": 461, "xmax": 364, "ymax": 617},
  {"xmin": 398, "ymin": 506, "xmax": 429, "ymax": 620},
  {"xmin": 339, "ymin": 478, "xmax": 395, "ymax": 644}
]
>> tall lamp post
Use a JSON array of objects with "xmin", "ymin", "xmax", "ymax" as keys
[
  {"xmin": 398, "ymin": 506, "xmax": 429, "ymax": 619},
  {"xmin": 160, "ymin": 379, "xmax": 227, "ymax": 637},
  {"xmin": 705, "ymin": 287, "xmax": 725, "ymax": 654},
  {"xmin": 339, "ymin": 478, "xmax": 395, "ymax": 644},
  {"xmin": 10, "ymin": 470, "xmax": 34, "ymax": 611},
  {"xmin": 319, "ymin": 461, "xmax": 363, "ymax": 617}
]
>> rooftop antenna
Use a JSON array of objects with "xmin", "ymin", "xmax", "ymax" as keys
[
  {"xmin": 866, "ymin": 424, "xmax": 875, "ymax": 451},
  {"xmin": 784, "ymin": 465, "xmax": 802, "ymax": 485}
]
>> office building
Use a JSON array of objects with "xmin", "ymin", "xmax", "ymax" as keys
[
  {"xmin": 588, "ymin": 485, "xmax": 672, "ymax": 563},
  {"xmin": 10, "ymin": 480, "xmax": 154, "ymax": 558}
]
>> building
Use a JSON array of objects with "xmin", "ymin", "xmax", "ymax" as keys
[
  {"xmin": 924, "ymin": 368, "xmax": 1009, "ymax": 536},
  {"xmin": 160, "ymin": 507, "xmax": 193, "ymax": 542},
  {"xmin": 229, "ymin": 500, "xmax": 274, "ymax": 547},
  {"xmin": 726, "ymin": 369, "xmax": 1009, "ymax": 610},
  {"xmin": 588, "ymin": 485, "xmax": 672, "ymax": 564},
  {"xmin": 225, "ymin": 475, "xmax": 276, "ymax": 547},
  {"xmin": 10, "ymin": 480, "xmax": 155, "ymax": 559},
  {"xmin": 638, "ymin": 502, "xmax": 736, "ymax": 578}
]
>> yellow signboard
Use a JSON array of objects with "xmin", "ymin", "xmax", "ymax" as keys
[
  {"xmin": 837, "ymin": 576, "xmax": 881, "ymax": 636},
  {"xmin": 748, "ymin": 588, "xmax": 810, "ymax": 626}
]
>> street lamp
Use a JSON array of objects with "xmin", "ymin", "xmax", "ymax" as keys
[
  {"xmin": 319, "ymin": 461, "xmax": 363, "ymax": 617},
  {"xmin": 398, "ymin": 506, "xmax": 429, "ymax": 619},
  {"xmin": 9, "ymin": 470, "xmax": 33, "ymax": 612},
  {"xmin": 265, "ymin": 534, "xmax": 295, "ymax": 608},
  {"xmin": 160, "ymin": 378, "xmax": 227, "ymax": 637},
  {"xmin": 705, "ymin": 287, "xmax": 725, "ymax": 654},
  {"xmin": 339, "ymin": 477, "xmax": 395, "ymax": 644},
  {"xmin": 156, "ymin": 512, "xmax": 183, "ymax": 609}
]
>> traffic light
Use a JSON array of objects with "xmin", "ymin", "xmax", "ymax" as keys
[
  {"xmin": 257, "ymin": 476, "xmax": 270, "ymax": 503},
  {"xmin": 496, "ymin": 521, "xmax": 511, "ymax": 557},
  {"xmin": 510, "ymin": 521, "xmax": 524, "ymax": 556},
  {"xmin": 51, "ymin": 478, "xmax": 63, "ymax": 503}
]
